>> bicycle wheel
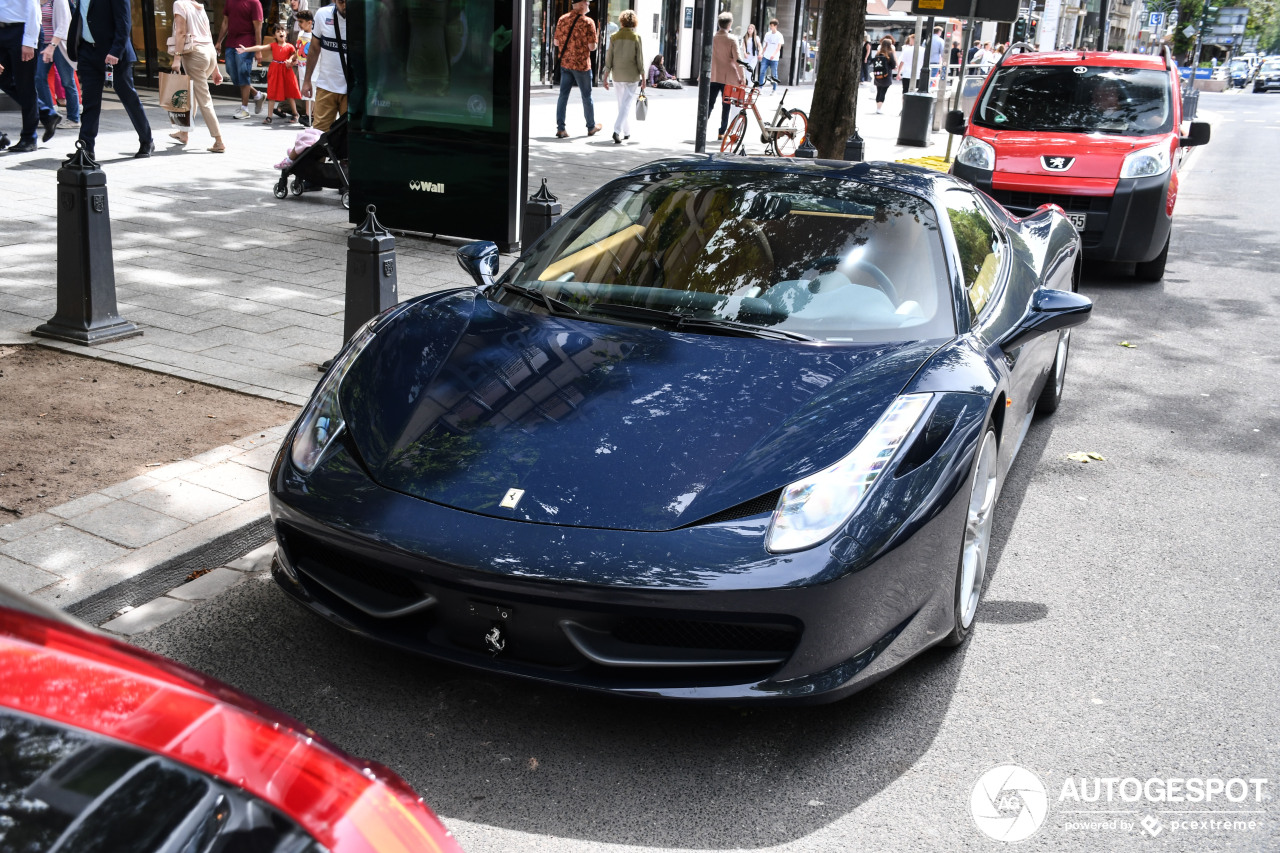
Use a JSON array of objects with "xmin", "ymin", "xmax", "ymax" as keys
[
  {"xmin": 772, "ymin": 109, "xmax": 809, "ymax": 157},
  {"xmin": 721, "ymin": 112, "xmax": 748, "ymax": 154}
]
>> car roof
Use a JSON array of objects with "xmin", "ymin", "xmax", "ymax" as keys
[
  {"xmin": 624, "ymin": 155, "xmax": 966, "ymax": 199},
  {"xmin": 1000, "ymin": 50, "xmax": 1171, "ymax": 71}
]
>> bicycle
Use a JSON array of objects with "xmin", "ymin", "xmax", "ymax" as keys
[{"xmin": 719, "ymin": 63, "xmax": 808, "ymax": 157}]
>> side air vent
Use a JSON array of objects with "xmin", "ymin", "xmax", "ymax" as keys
[{"xmin": 896, "ymin": 405, "xmax": 960, "ymax": 478}]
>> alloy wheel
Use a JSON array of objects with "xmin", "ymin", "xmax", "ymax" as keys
[{"xmin": 958, "ymin": 430, "xmax": 999, "ymax": 629}]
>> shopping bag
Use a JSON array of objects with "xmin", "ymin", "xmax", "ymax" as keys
[
  {"xmin": 635, "ymin": 94, "xmax": 648, "ymax": 121},
  {"xmin": 159, "ymin": 70, "xmax": 193, "ymax": 130}
]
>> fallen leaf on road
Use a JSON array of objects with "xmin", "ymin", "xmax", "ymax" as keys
[
  {"xmin": 1067, "ymin": 452, "xmax": 1106, "ymax": 463},
  {"xmin": 1118, "ymin": 341, "xmax": 1136, "ymax": 348},
  {"xmin": 185, "ymin": 568, "xmax": 212, "ymax": 582}
]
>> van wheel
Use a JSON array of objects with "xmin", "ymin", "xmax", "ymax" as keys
[{"xmin": 1135, "ymin": 234, "xmax": 1169, "ymax": 281}]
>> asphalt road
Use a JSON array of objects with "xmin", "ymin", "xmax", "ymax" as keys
[{"xmin": 136, "ymin": 91, "xmax": 1280, "ymax": 852}]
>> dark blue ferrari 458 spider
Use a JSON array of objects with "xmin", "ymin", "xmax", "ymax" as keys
[{"xmin": 269, "ymin": 157, "xmax": 1092, "ymax": 703}]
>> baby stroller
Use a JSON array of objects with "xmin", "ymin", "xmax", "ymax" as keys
[{"xmin": 272, "ymin": 114, "xmax": 350, "ymax": 209}]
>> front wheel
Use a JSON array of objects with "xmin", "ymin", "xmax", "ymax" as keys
[
  {"xmin": 1134, "ymin": 233, "xmax": 1169, "ymax": 281},
  {"xmin": 721, "ymin": 112, "xmax": 747, "ymax": 154},
  {"xmin": 290, "ymin": 176, "xmax": 305, "ymax": 197},
  {"xmin": 771, "ymin": 109, "xmax": 808, "ymax": 157},
  {"xmin": 941, "ymin": 427, "xmax": 999, "ymax": 648}
]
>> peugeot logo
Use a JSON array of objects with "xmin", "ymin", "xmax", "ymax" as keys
[{"xmin": 1042, "ymin": 155, "xmax": 1075, "ymax": 171}]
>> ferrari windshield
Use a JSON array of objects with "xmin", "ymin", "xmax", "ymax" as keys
[
  {"xmin": 974, "ymin": 65, "xmax": 1173, "ymax": 136},
  {"xmin": 496, "ymin": 170, "xmax": 954, "ymax": 343}
]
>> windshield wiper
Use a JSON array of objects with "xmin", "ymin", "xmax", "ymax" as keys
[
  {"xmin": 585, "ymin": 301, "xmax": 813, "ymax": 341},
  {"xmin": 500, "ymin": 281, "xmax": 580, "ymax": 315},
  {"xmin": 672, "ymin": 315, "xmax": 815, "ymax": 342}
]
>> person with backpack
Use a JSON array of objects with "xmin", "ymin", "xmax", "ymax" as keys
[
  {"xmin": 299, "ymin": 0, "xmax": 347, "ymax": 131},
  {"xmin": 872, "ymin": 37, "xmax": 895, "ymax": 113}
]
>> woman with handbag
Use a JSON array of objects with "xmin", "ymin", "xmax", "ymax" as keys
[
  {"xmin": 601, "ymin": 9, "xmax": 645, "ymax": 145},
  {"xmin": 169, "ymin": 0, "xmax": 226, "ymax": 152}
]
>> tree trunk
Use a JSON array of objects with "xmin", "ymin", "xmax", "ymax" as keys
[{"xmin": 808, "ymin": 0, "xmax": 867, "ymax": 159}]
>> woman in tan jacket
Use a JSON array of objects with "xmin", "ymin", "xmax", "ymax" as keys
[
  {"xmin": 709, "ymin": 12, "xmax": 745, "ymax": 140},
  {"xmin": 602, "ymin": 10, "xmax": 646, "ymax": 144}
]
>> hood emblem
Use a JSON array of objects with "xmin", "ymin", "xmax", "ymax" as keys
[
  {"xmin": 1042, "ymin": 155, "xmax": 1075, "ymax": 172},
  {"xmin": 484, "ymin": 624, "xmax": 506, "ymax": 655},
  {"xmin": 499, "ymin": 488, "xmax": 525, "ymax": 509}
]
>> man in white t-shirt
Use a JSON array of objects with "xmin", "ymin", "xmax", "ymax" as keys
[
  {"xmin": 300, "ymin": 0, "xmax": 348, "ymax": 131},
  {"xmin": 759, "ymin": 18, "xmax": 783, "ymax": 92}
]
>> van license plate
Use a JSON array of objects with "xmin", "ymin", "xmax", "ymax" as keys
[{"xmin": 1067, "ymin": 213, "xmax": 1087, "ymax": 230}]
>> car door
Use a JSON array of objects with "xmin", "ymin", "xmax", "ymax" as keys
[{"xmin": 941, "ymin": 187, "xmax": 1044, "ymax": 464}]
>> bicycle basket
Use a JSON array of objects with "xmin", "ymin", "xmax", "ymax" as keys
[{"xmin": 722, "ymin": 84, "xmax": 758, "ymax": 107}]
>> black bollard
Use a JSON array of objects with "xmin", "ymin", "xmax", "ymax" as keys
[
  {"xmin": 33, "ymin": 142, "xmax": 140, "ymax": 345},
  {"xmin": 522, "ymin": 179, "xmax": 562, "ymax": 247},
  {"xmin": 320, "ymin": 205, "xmax": 398, "ymax": 371},
  {"xmin": 795, "ymin": 137, "xmax": 818, "ymax": 158},
  {"xmin": 844, "ymin": 131, "xmax": 865, "ymax": 162}
]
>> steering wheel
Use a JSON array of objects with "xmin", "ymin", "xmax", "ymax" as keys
[{"xmin": 808, "ymin": 256, "xmax": 899, "ymax": 303}]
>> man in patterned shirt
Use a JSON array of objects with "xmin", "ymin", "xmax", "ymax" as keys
[{"xmin": 553, "ymin": 0, "xmax": 601, "ymax": 138}]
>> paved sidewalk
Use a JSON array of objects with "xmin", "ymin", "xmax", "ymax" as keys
[
  {"xmin": 0, "ymin": 426, "xmax": 287, "ymax": 623},
  {"xmin": 1, "ymin": 81, "xmax": 954, "ymax": 407},
  {"xmin": 0, "ymin": 79, "xmax": 953, "ymax": 617}
]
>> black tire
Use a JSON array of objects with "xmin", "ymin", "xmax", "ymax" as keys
[
  {"xmin": 290, "ymin": 176, "xmax": 305, "ymax": 197},
  {"xmin": 1134, "ymin": 233, "xmax": 1169, "ymax": 281},
  {"xmin": 341, "ymin": 190, "xmax": 350, "ymax": 210},
  {"xmin": 273, "ymin": 180, "xmax": 288, "ymax": 200},
  {"xmin": 941, "ymin": 426, "xmax": 999, "ymax": 648},
  {"xmin": 1035, "ymin": 330, "xmax": 1071, "ymax": 416}
]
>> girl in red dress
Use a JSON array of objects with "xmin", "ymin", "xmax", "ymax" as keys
[{"xmin": 235, "ymin": 26, "xmax": 302, "ymax": 124}]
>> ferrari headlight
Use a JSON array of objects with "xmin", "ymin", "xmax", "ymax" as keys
[
  {"xmin": 766, "ymin": 394, "xmax": 933, "ymax": 554},
  {"xmin": 289, "ymin": 321, "xmax": 378, "ymax": 474},
  {"xmin": 1119, "ymin": 144, "xmax": 1171, "ymax": 179},
  {"xmin": 955, "ymin": 136, "xmax": 995, "ymax": 171}
]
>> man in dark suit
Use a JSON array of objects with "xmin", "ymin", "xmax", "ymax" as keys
[
  {"xmin": 0, "ymin": 0, "xmax": 43, "ymax": 153},
  {"xmin": 68, "ymin": 0, "xmax": 153, "ymax": 157}
]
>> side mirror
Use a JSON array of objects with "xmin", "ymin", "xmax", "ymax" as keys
[
  {"xmin": 945, "ymin": 109, "xmax": 968, "ymax": 136},
  {"xmin": 456, "ymin": 241, "xmax": 500, "ymax": 290},
  {"xmin": 999, "ymin": 288, "xmax": 1092, "ymax": 352},
  {"xmin": 1180, "ymin": 121, "xmax": 1210, "ymax": 147}
]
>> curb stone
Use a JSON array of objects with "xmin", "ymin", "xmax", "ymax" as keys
[{"xmin": 97, "ymin": 541, "xmax": 278, "ymax": 636}]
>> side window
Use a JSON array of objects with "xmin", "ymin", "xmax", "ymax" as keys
[{"xmin": 943, "ymin": 189, "xmax": 1004, "ymax": 316}]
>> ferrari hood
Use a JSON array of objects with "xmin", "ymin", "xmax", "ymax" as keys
[
  {"xmin": 990, "ymin": 130, "xmax": 1151, "ymax": 180},
  {"xmin": 339, "ymin": 292, "xmax": 942, "ymax": 531}
]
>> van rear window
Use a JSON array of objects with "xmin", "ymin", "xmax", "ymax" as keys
[{"xmin": 975, "ymin": 66, "xmax": 1173, "ymax": 136}]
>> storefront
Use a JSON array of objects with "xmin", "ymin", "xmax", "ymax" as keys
[
  {"xmin": 130, "ymin": 0, "xmax": 288, "ymax": 85},
  {"xmin": 123, "ymin": 0, "xmax": 816, "ymax": 90}
]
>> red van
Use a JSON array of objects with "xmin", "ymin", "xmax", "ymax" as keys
[{"xmin": 946, "ymin": 46, "xmax": 1210, "ymax": 281}]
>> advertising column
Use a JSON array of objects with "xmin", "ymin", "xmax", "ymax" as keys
[{"xmin": 349, "ymin": 0, "xmax": 531, "ymax": 251}]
